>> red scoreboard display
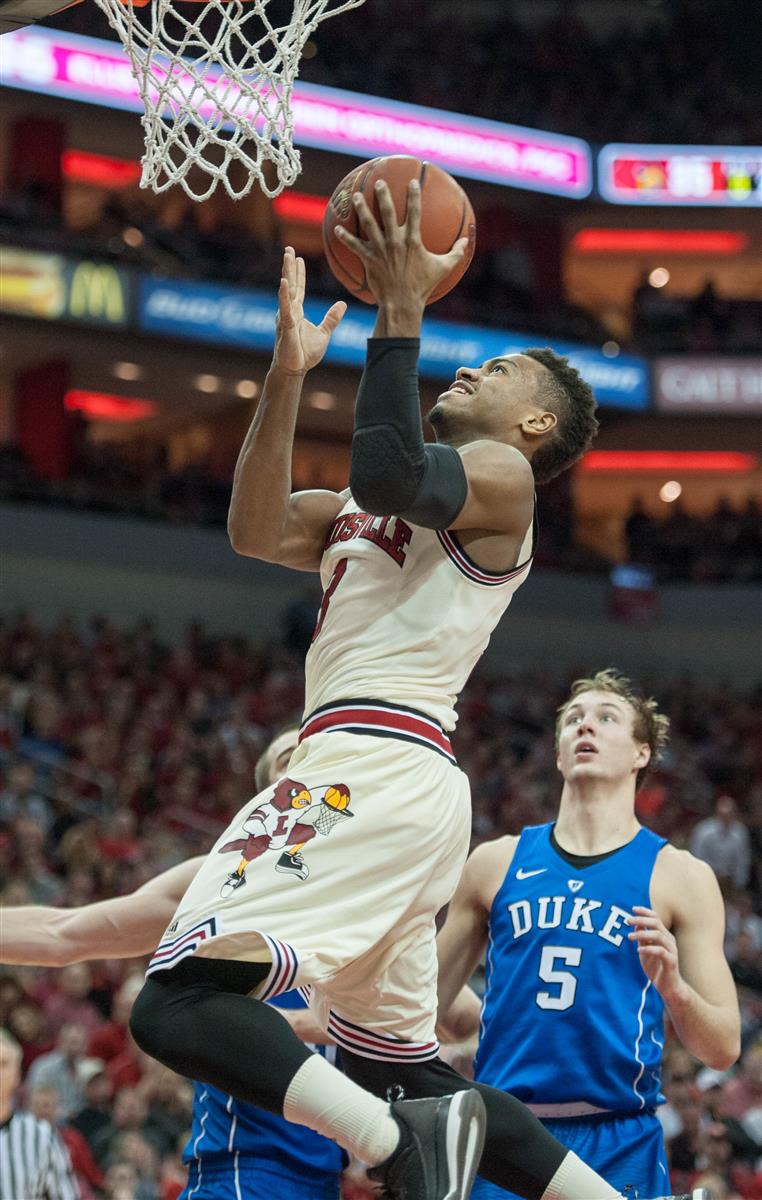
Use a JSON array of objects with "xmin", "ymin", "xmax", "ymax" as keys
[{"xmin": 598, "ymin": 144, "xmax": 762, "ymax": 206}]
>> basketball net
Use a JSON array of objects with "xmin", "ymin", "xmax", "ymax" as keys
[{"xmin": 90, "ymin": 0, "xmax": 367, "ymax": 201}]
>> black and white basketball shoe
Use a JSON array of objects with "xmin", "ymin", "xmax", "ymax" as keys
[{"xmin": 368, "ymin": 1089, "xmax": 486, "ymax": 1200}]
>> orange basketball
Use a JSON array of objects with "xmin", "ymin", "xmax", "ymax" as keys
[
  {"xmin": 322, "ymin": 155, "xmax": 476, "ymax": 305},
  {"xmin": 324, "ymin": 787, "xmax": 350, "ymax": 811}
]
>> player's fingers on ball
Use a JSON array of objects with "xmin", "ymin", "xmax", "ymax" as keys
[
  {"xmin": 375, "ymin": 180, "xmax": 401, "ymax": 236},
  {"xmin": 352, "ymin": 192, "xmax": 383, "ymax": 244},
  {"xmin": 405, "ymin": 177, "xmax": 422, "ymax": 236},
  {"xmin": 335, "ymin": 225, "xmax": 370, "ymax": 258},
  {"xmin": 447, "ymin": 235, "xmax": 470, "ymax": 260}
]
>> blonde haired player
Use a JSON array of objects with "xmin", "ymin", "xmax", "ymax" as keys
[
  {"xmin": 437, "ymin": 670, "xmax": 737, "ymax": 1200},
  {"xmin": 128, "ymin": 181, "xmax": 639, "ymax": 1200}
]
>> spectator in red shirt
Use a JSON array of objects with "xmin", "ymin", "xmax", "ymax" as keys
[
  {"xmin": 5, "ymin": 999, "xmax": 53, "ymax": 1073},
  {"xmin": 38, "ymin": 963, "xmax": 105, "ymax": 1039}
]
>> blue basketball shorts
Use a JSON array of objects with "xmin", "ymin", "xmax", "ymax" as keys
[
  {"xmin": 181, "ymin": 1160, "xmax": 340, "ymax": 1200},
  {"xmin": 470, "ymin": 1110, "xmax": 669, "ymax": 1200}
]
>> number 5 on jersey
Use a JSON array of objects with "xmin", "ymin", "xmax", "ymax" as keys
[{"xmin": 536, "ymin": 945, "xmax": 582, "ymax": 1010}]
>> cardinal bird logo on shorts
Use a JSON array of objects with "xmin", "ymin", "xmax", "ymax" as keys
[{"xmin": 218, "ymin": 776, "xmax": 353, "ymax": 894}]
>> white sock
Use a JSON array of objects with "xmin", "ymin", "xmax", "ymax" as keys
[
  {"xmin": 283, "ymin": 1054, "xmax": 400, "ymax": 1166},
  {"xmin": 542, "ymin": 1151, "xmax": 622, "ymax": 1200}
]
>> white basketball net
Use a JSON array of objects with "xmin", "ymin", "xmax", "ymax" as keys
[
  {"xmin": 90, "ymin": 0, "xmax": 367, "ymax": 201},
  {"xmin": 312, "ymin": 800, "xmax": 353, "ymax": 835}
]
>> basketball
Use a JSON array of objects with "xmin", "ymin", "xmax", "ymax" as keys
[
  {"xmin": 322, "ymin": 155, "xmax": 476, "ymax": 305},
  {"xmin": 324, "ymin": 786, "xmax": 350, "ymax": 811}
]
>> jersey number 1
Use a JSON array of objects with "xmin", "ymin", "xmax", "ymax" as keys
[
  {"xmin": 312, "ymin": 558, "xmax": 348, "ymax": 643},
  {"xmin": 536, "ymin": 945, "xmax": 582, "ymax": 1011}
]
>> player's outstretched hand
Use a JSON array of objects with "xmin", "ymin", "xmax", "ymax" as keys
[
  {"xmin": 336, "ymin": 178, "xmax": 469, "ymax": 309},
  {"xmin": 627, "ymin": 905, "xmax": 683, "ymax": 1001},
  {"xmin": 273, "ymin": 246, "xmax": 346, "ymax": 377}
]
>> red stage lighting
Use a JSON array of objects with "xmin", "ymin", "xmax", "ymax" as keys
[
  {"xmin": 61, "ymin": 150, "xmax": 142, "ymax": 189},
  {"xmin": 65, "ymin": 390, "xmax": 157, "ymax": 422},
  {"xmin": 273, "ymin": 192, "xmax": 329, "ymax": 225},
  {"xmin": 572, "ymin": 229, "xmax": 748, "ymax": 255},
  {"xmin": 581, "ymin": 451, "xmax": 757, "ymax": 473}
]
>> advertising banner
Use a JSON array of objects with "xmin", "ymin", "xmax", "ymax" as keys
[
  {"xmin": 655, "ymin": 358, "xmax": 762, "ymax": 413},
  {"xmin": 139, "ymin": 276, "xmax": 649, "ymax": 409},
  {"xmin": 1, "ymin": 26, "xmax": 592, "ymax": 198},
  {"xmin": 598, "ymin": 143, "xmax": 762, "ymax": 206},
  {"xmin": 1, "ymin": 246, "xmax": 131, "ymax": 328}
]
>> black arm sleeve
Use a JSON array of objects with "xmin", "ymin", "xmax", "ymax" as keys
[{"xmin": 349, "ymin": 338, "xmax": 468, "ymax": 529}]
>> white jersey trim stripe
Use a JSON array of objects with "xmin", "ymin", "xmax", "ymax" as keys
[
  {"xmin": 527, "ymin": 1101, "xmax": 615, "ymax": 1118},
  {"xmin": 436, "ymin": 528, "xmax": 533, "ymax": 586},
  {"xmin": 326, "ymin": 1009, "xmax": 440, "ymax": 1063},
  {"xmin": 146, "ymin": 918, "xmax": 218, "ymax": 975},
  {"xmin": 299, "ymin": 700, "xmax": 457, "ymax": 765},
  {"xmin": 631, "ymin": 978, "xmax": 651, "ymax": 1110},
  {"xmin": 258, "ymin": 933, "xmax": 300, "ymax": 1000},
  {"xmin": 186, "ymin": 1089, "xmax": 209, "ymax": 1200}
]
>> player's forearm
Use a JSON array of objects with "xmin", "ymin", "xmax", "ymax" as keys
[
  {"xmin": 0, "ymin": 906, "xmax": 73, "ymax": 967},
  {"xmin": 373, "ymin": 299, "xmax": 425, "ymax": 338},
  {"xmin": 227, "ymin": 365, "xmax": 305, "ymax": 558},
  {"xmin": 664, "ymin": 980, "xmax": 740, "ymax": 1070},
  {"xmin": 0, "ymin": 895, "xmax": 177, "ymax": 966}
]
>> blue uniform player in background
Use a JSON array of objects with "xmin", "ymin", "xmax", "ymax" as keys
[
  {"xmin": 1, "ymin": 728, "xmax": 344, "ymax": 1200},
  {"xmin": 437, "ymin": 669, "xmax": 740, "ymax": 1200},
  {"xmin": 182, "ymin": 990, "xmax": 343, "ymax": 1200}
]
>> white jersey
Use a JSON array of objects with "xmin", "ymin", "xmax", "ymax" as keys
[{"xmin": 304, "ymin": 493, "xmax": 536, "ymax": 732}]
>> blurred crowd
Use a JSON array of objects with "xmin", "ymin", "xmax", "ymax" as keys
[
  {"xmin": 0, "ymin": 609, "xmax": 761, "ymax": 1197},
  {"xmin": 0, "ymin": 441, "xmax": 604, "ymax": 576},
  {"xmin": 301, "ymin": 0, "xmax": 761, "ymax": 147},
  {"xmin": 6, "ymin": 180, "xmax": 762, "ymax": 356},
  {"xmin": 0, "ymin": 185, "xmax": 611, "ymax": 351},
  {"xmin": 623, "ymin": 495, "xmax": 762, "ymax": 583},
  {"xmin": 4, "ymin": 439, "xmax": 762, "ymax": 584},
  {"xmin": 632, "ymin": 277, "xmax": 762, "ymax": 356},
  {"xmin": 50, "ymin": 0, "xmax": 761, "ymax": 146},
  {"xmin": 3, "ymin": 3, "xmax": 759, "ymax": 356}
]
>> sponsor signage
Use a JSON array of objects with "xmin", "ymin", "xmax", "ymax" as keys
[
  {"xmin": 1, "ymin": 246, "xmax": 131, "ymax": 327},
  {"xmin": 1, "ymin": 26, "xmax": 592, "ymax": 198},
  {"xmin": 598, "ymin": 144, "xmax": 762, "ymax": 206},
  {"xmin": 64, "ymin": 259, "xmax": 130, "ymax": 326},
  {"xmin": 655, "ymin": 358, "xmax": 762, "ymax": 413},
  {"xmin": 139, "ymin": 277, "xmax": 649, "ymax": 409}
]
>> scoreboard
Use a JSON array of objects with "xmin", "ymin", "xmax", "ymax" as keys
[{"xmin": 598, "ymin": 144, "xmax": 762, "ymax": 206}]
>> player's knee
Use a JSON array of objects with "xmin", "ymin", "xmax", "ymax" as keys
[{"xmin": 129, "ymin": 979, "xmax": 169, "ymax": 1058}]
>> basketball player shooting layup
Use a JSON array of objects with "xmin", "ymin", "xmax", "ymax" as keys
[
  {"xmin": 437, "ymin": 670, "xmax": 740, "ymax": 1200},
  {"xmin": 128, "ymin": 178, "xmax": 642, "ymax": 1200}
]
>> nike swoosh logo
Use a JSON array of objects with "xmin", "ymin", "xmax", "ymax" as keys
[{"xmin": 515, "ymin": 868, "xmax": 547, "ymax": 880}]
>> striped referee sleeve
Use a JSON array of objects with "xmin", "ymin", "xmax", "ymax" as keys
[
  {"xmin": 0, "ymin": 1114, "xmax": 80, "ymax": 1200},
  {"xmin": 44, "ymin": 1126, "xmax": 80, "ymax": 1200}
]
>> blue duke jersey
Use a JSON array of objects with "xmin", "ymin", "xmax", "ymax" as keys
[
  {"xmin": 182, "ymin": 992, "xmax": 343, "ymax": 1182},
  {"xmin": 474, "ymin": 823, "xmax": 668, "ymax": 1115}
]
